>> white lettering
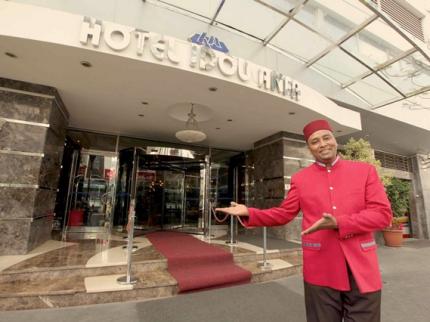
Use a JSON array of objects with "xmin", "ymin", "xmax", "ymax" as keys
[
  {"xmin": 218, "ymin": 55, "xmax": 236, "ymax": 76},
  {"xmin": 237, "ymin": 59, "xmax": 251, "ymax": 81},
  {"xmin": 135, "ymin": 30, "xmax": 150, "ymax": 56},
  {"xmin": 199, "ymin": 46, "xmax": 217, "ymax": 71},
  {"xmin": 80, "ymin": 17, "xmax": 102, "ymax": 47},
  {"xmin": 104, "ymin": 25, "xmax": 133, "ymax": 51},
  {"xmin": 167, "ymin": 39, "xmax": 180, "ymax": 64},
  {"xmin": 190, "ymin": 44, "xmax": 199, "ymax": 68},
  {"xmin": 258, "ymin": 69, "xmax": 271, "ymax": 90},
  {"xmin": 271, "ymin": 72, "xmax": 285, "ymax": 94},
  {"xmin": 151, "ymin": 36, "xmax": 166, "ymax": 61}
]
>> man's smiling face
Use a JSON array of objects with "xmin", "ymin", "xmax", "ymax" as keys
[{"xmin": 307, "ymin": 129, "xmax": 338, "ymax": 164}]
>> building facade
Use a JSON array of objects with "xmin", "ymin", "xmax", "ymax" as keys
[{"xmin": 1, "ymin": 0, "xmax": 430, "ymax": 255}]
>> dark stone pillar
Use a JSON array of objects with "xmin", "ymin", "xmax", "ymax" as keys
[
  {"xmin": 0, "ymin": 78, "xmax": 68, "ymax": 255},
  {"xmin": 245, "ymin": 132, "xmax": 313, "ymax": 241}
]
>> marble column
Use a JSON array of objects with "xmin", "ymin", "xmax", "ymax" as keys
[
  {"xmin": 410, "ymin": 155, "xmax": 430, "ymax": 239},
  {"xmin": 245, "ymin": 132, "xmax": 313, "ymax": 241},
  {"xmin": 0, "ymin": 78, "xmax": 68, "ymax": 255}
]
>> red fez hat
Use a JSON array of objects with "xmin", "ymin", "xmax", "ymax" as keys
[{"xmin": 303, "ymin": 119, "xmax": 333, "ymax": 141}]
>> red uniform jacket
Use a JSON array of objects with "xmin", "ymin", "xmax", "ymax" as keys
[{"xmin": 246, "ymin": 158, "xmax": 392, "ymax": 293}]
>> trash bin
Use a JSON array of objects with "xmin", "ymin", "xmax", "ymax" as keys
[{"xmin": 68, "ymin": 209, "xmax": 84, "ymax": 226}]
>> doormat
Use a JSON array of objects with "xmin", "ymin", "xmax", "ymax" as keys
[{"xmin": 146, "ymin": 231, "xmax": 252, "ymax": 293}]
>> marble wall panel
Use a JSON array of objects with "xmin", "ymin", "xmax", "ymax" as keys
[
  {"xmin": 44, "ymin": 128, "xmax": 64, "ymax": 155},
  {"xmin": 0, "ymin": 78, "xmax": 57, "ymax": 96},
  {"xmin": 48, "ymin": 100, "xmax": 68, "ymax": 137},
  {"xmin": 38, "ymin": 152, "xmax": 63, "ymax": 189},
  {"xmin": 0, "ymin": 188, "xmax": 37, "ymax": 219},
  {"xmin": 0, "ymin": 154, "xmax": 42, "ymax": 184},
  {"xmin": 0, "ymin": 90, "xmax": 51, "ymax": 123},
  {"xmin": 283, "ymin": 159, "xmax": 303, "ymax": 177},
  {"xmin": 254, "ymin": 159, "xmax": 284, "ymax": 180},
  {"xmin": 0, "ymin": 78, "xmax": 69, "ymax": 255},
  {"xmin": 0, "ymin": 219, "xmax": 31, "ymax": 255},
  {"xmin": 283, "ymin": 140, "xmax": 313, "ymax": 160},
  {"xmin": 27, "ymin": 216, "xmax": 53, "ymax": 251},
  {"xmin": 0, "ymin": 122, "xmax": 47, "ymax": 152},
  {"xmin": 33, "ymin": 189, "xmax": 56, "ymax": 219},
  {"xmin": 254, "ymin": 178, "xmax": 285, "ymax": 199}
]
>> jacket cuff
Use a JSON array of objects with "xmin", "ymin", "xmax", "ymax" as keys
[
  {"xmin": 242, "ymin": 207, "xmax": 259, "ymax": 228},
  {"xmin": 336, "ymin": 215, "xmax": 355, "ymax": 239}
]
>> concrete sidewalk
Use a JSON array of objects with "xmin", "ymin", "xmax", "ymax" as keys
[{"xmin": 1, "ymin": 239, "xmax": 429, "ymax": 322}]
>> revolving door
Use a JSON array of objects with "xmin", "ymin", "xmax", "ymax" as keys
[{"xmin": 114, "ymin": 147, "xmax": 208, "ymax": 233}]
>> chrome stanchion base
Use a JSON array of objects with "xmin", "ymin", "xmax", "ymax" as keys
[
  {"xmin": 117, "ymin": 275, "xmax": 138, "ymax": 285},
  {"xmin": 122, "ymin": 245, "xmax": 138, "ymax": 252},
  {"xmin": 225, "ymin": 240, "xmax": 238, "ymax": 245},
  {"xmin": 257, "ymin": 261, "xmax": 273, "ymax": 271}
]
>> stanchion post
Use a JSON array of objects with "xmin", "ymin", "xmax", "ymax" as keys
[
  {"xmin": 226, "ymin": 165, "xmax": 238, "ymax": 245},
  {"xmin": 258, "ymin": 227, "xmax": 272, "ymax": 270},
  {"xmin": 225, "ymin": 215, "xmax": 237, "ymax": 245}
]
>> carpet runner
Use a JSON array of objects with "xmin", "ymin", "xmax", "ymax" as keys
[{"xmin": 146, "ymin": 231, "xmax": 252, "ymax": 293}]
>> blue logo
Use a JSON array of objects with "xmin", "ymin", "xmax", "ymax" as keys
[{"xmin": 189, "ymin": 32, "xmax": 229, "ymax": 53}]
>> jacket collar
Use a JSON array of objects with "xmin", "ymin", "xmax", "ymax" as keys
[{"xmin": 315, "ymin": 155, "xmax": 340, "ymax": 168}]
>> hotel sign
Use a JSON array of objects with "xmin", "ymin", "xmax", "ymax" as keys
[
  {"xmin": 79, "ymin": 17, "xmax": 301, "ymax": 101},
  {"xmin": 189, "ymin": 32, "xmax": 229, "ymax": 53}
]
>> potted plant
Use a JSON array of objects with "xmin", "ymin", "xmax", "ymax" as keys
[
  {"xmin": 381, "ymin": 217, "xmax": 403, "ymax": 247},
  {"xmin": 383, "ymin": 178, "xmax": 411, "ymax": 247}
]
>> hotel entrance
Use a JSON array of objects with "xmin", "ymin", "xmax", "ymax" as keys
[
  {"xmin": 114, "ymin": 147, "xmax": 208, "ymax": 234},
  {"xmin": 55, "ymin": 130, "xmax": 246, "ymax": 240}
]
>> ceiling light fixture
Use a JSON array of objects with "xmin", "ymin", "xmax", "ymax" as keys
[
  {"xmin": 175, "ymin": 103, "xmax": 207, "ymax": 143},
  {"xmin": 5, "ymin": 52, "xmax": 17, "ymax": 58},
  {"xmin": 80, "ymin": 61, "xmax": 92, "ymax": 67}
]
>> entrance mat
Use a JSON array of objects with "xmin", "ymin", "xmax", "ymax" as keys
[{"xmin": 146, "ymin": 231, "xmax": 252, "ymax": 293}]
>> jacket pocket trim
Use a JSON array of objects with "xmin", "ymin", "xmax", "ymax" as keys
[
  {"xmin": 302, "ymin": 241, "xmax": 321, "ymax": 250},
  {"xmin": 360, "ymin": 240, "xmax": 376, "ymax": 251}
]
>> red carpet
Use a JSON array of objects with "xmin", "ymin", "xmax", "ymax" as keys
[{"xmin": 146, "ymin": 231, "xmax": 252, "ymax": 293}]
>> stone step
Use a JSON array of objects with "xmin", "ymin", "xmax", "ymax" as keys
[
  {"xmin": 0, "ymin": 245, "xmax": 301, "ymax": 283},
  {"xmin": 0, "ymin": 253, "xmax": 302, "ymax": 311}
]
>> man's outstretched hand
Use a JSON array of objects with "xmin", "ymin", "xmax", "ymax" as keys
[
  {"xmin": 301, "ymin": 213, "xmax": 338, "ymax": 236},
  {"xmin": 215, "ymin": 202, "xmax": 249, "ymax": 217}
]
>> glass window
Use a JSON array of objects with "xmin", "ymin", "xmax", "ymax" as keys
[
  {"xmin": 379, "ymin": 52, "xmax": 430, "ymax": 95},
  {"xmin": 215, "ymin": 0, "xmax": 286, "ymax": 39},
  {"xmin": 312, "ymin": 47, "xmax": 369, "ymax": 83},
  {"xmin": 342, "ymin": 18, "xmax": 413, "ymax": 68},
  {"xmin": 159, "ymin": 0, "xmax": 222, "ymax": 19},
  {"xmin": 348, "ymin": 74, "xmax": 402, "ymax": 106},
  {"xmin": 270, "ymin": 19, "xmax": 331, "ymax": 62},
  {"xmin": 294, "ymin": 0, "xmax": 376, "ymax": 42},
  {"xmin": 257, "ymin": 0, "xmax": 302, "ymax": 15}
]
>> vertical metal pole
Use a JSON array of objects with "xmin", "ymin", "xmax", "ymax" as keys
[
  {"xmin": 117, "ymin": 147, "xmax": 139, "ymax": 285},
  {"xmin": 203, "ymin": 154, "xmax": 211, "ymax": 238},
  {"xmin": 263, "ymin": 226, "xmax": 267, "ymax": 263},
  {"xmin": 226, "ymin": 166, "xmax": 238, "ymax": 245},
  {"xmin": 258, "ymin": 227, "xmax": 272, "ymax": 270},
  {"xmin": 207, "ymin": 200, "xmax": 212, "ymax": 241}
]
